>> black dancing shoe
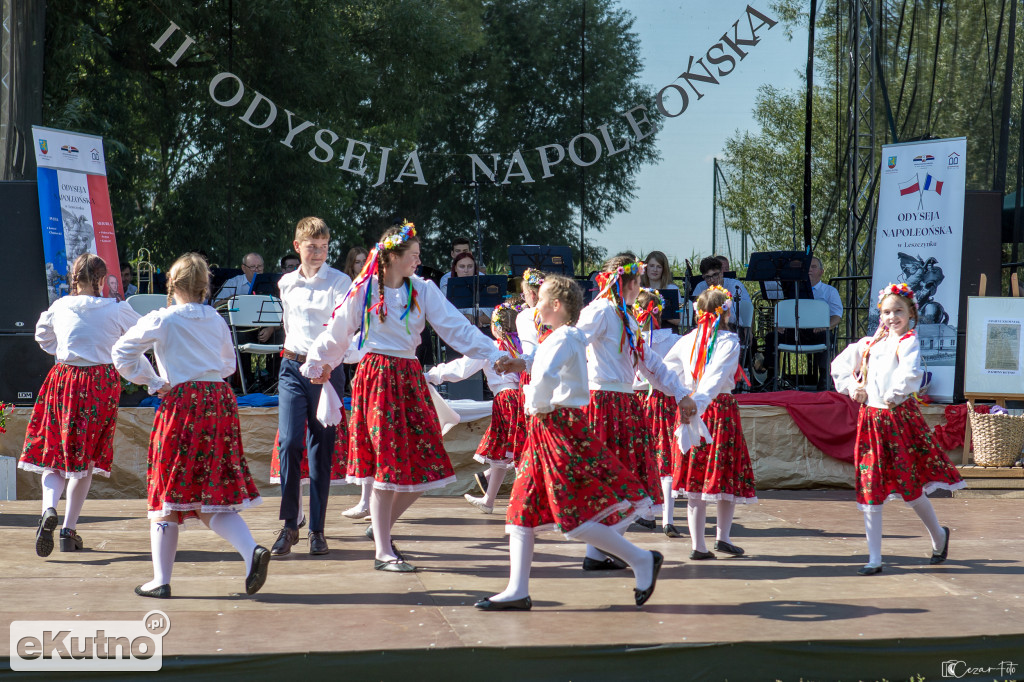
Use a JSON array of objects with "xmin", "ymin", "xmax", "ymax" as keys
[
  {"xmin": 929, "ymin": 526, "xmax": 950, "ymax": 565},
  {"xmin": 364, "ymin": 525, "xmax": 374, "ymax": 541},
  {"xmin": 474, "ymin": 596, "xmax": 532, "ymax": 611},
  {"xmin": 135, "ymin": 583, "xmax": 171, "ymax": 599},
  {"xmin": 59, "ymin": 528, "xmax": 84, "ymax": 552},
  {"xmin": 474, "ymin": 471, "xmax": 489, "ymax": 496},
  {"xmin": 634, "ymin": 517, "xmax": 657, "ymax": 530},
  {"xmin": 634, "ymin": 551, "xmax": 665, "ymax": 607},
  {"xmin": 663, "ymin": 524, "xmax": 682, "ymax": 538},
  {"xmin": 246, "ymin": 546, "xmax": 270, "ymax": 595},
  {"xmin": 582, "ymin": 555, "xmax": 628, "ymax": 571},
  {"xmin": 35, "ymin": 507, "xmax": 59, "ymax": 558},
  {"xmin": 714, "ymin": 540, "xmax": 745, "ymax": 556},
  {"xmin": 308, "ymin": 531, "xmax": 329, "ymax": 556},
  {"xmin": 373, "ymin": 558, "xmax": 417, "ymax": 572},
  {"xmin": 857, "ymin": 564, "xmax": 883, "ymax": 576},
  {"xmin": 270, "ymin": 525, "xmax": 299, "ymax": 556},
  {"xmin": 689, "ymin": 550, "xmax": 716, "ymax": 561}
]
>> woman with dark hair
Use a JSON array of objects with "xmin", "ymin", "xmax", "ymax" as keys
[
  {"xmin": 443, "ymin": 251, "xmax": 488, "ymax": 326},
  {"xmin": 342, "ymin": 246, "xmax": 369, "ymax": 281}
]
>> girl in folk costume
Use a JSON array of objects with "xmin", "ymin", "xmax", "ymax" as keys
[
  {"xmin": 112, "ymin": 253, "xmax": 268, "ymax": 598},
  {"xmin": 477, "ymin": 276, "xmax": 665, "ymax": 612},
  {"xmin": 514, "ymin": 269, "xmax": 546, "ymax": 362},
  {"xmin": 20, "ymin": 254, "xmax": 141, "ymax": 557},
  {"xmin": 633, "ymin": 288, "xmax": 683, "ymax": 538},
  {"xmin": 662, "ymin": 285, "xmax": 757, "ymax": 559},
  {"xmin": 830, "ymin": 283, "xmax": 965, "ymax": 575},
  {"xmin": 302, "ymin": 222, "xmax": 511, "ymax": 572},
  {"xmin": 426, "ymin": 301, "xmax": 526, "ymax": 514}
]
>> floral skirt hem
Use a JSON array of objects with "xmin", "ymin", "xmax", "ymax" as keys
[
  {"xmin": 345, "ymin": 474, "xmax": 457, "ymax": 493},
  {"xmin": 473, "ymin": 452, "xmax": 514, "ymax": 469},
  {"xmin": 148, "ymin": 497, "xmax": 262, "ymax": 527},
  {"xmin": 673, "ymin": 490, "xmax": 759, "ymax": 504},
  {"xmin": 857, "ymin": 480, "xmax": 967, "ymax": 513},
  {"xmin": 17, "ymin": 462, "xmax": 111, "ymax": 479}
]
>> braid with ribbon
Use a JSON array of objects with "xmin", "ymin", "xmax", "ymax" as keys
[
  {"xmin": 689, "ymin": 285, "xmax": 733, "ymax": 383},
  {"xmin": 595, "ymin": 260, "xmax": 645, "ymax": 365},
  {"xmin": 633, "ymin": 288, "xmax": 665, "ymax": 333},
  {"xmin": 491, "ymin": 300, "xmax": 523, "ymax": 357}
]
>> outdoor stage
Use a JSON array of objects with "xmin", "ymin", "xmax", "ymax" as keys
[{"xmin": 1, "ymin": 492, "xmax": 1022, "ymax": 680}]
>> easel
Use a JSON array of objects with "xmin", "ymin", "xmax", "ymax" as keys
[{"xmin": 961, "ymin": 272, "xmax": 1021, "ymax": 464}]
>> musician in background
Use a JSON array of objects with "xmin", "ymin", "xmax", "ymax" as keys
[
  {"xmin": 121, "ymin": 262, "xmax": 139, "ymax": 297},
  {"xmin": 691, "ymin": 256, "xmax": 753, "ymax": 341},
  {"xmin": 214, "ymin": 252, "xmax": 265, "ymax": 305}
]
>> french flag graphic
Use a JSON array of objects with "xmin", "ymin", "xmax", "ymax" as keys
[
  {"xmin": 922, "ymin": 173, "xmax": 943, "ymax": 195},
  {"xmin": 899, "ymin": 176, "xmax": 921, "ymax": 196}
]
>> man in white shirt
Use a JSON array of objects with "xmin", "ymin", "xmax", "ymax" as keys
[{"xmin": 214, "ymin": 252, "xmax": 265, "ymax": 304}]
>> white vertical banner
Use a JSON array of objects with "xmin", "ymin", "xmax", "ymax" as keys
[{"xmin": 872, "ymin": 137, "xmax": 967, "ymax": 402}]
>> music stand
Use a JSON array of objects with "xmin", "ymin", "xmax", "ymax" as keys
[
  {"xmin": 508, "ymin": 245, "xmax": 575, "ymax": 277},
  {"xmin": 745, "ymin": 251, "xmax": 814, "ymax": 391},
  {"xmin": 211, "ymin": 268, "xmax": 243, "ymax": 296},
  {"xmin": 576, "ymin": 276, "xmax": 597, "ymax": 305},
  {"xmin": 658, "ymin": 288, "xmax": 681, "ymax": 326},
  {"xmin": 250, "ymin": 273, "xmax": 283, "ymax": 297},
  {"xmin": 446, "ymin": 275, "xmax": 509, "ymax": 314}
]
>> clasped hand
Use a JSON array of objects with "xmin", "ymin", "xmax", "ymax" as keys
[
  {"xmin": 678, "ymin": 394, "xmax": 698, "ymax": 422},
  {"xmin": 494, "ymin": 356, "xmax": 526, "ymax": 375}
]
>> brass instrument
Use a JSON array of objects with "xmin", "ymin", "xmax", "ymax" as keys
[{"xmin": 136, "ymin": 248, "xmax": 155, "ymax": 294}]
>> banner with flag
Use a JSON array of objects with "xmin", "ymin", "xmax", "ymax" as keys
[
  {"xmin": 31, "ymin": 126, "xmax": 122, "ymax": 303},
  {"xmin": 872, "ymin": 137, "xmax": 967, "ymax": 402}
]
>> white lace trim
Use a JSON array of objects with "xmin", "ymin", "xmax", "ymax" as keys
[
  {"xmin": 269, "ymin": 477, "xmax": 355, "ymax": 487},
  {"xmin": 473, "ymin": 453, "xmax": 515, "ymax": 469},
  {"xmin": 170, "ymin": 302, "xmax": 214, "ymax": 320},
  {"xmin": 858, "ymin": 480, "xmax": 967, "ymax": 512},
  {"xmin": 505, "ymin": 522, "xmax": 557, "ymax": 536},
  {"xmin": 18, "ymin": 462, "xmax": 111, "ymax": 479},
  {"xmin": 346, "ymin": 474, "xmax": 458, "ymax": 493},
  {"xmin": 673, "ymin": 490, "xmax": 758, "ymax": 504},
  {"xmin": 147, "ymin": 496, "xmax": 263, "ymax": 522},
  {"xmin": 60, "ymin": 295, "xmax": 118, "ymax": 312}
]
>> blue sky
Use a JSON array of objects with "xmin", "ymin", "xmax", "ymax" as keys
[{"xmin": 597, "ymin": 1, "xmax": 809, "ymax": 267}]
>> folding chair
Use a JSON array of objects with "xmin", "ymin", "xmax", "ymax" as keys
[
  {"xmin": 126, "ymin": 294, "xmax": 166, "ymax": 316},
  {"xmin": 774, "ymin": 299, "xmax": 832, "ymax": 391},
  {"xmin": 226, "ymin": 295, "xmax": 284, "ymax": 395}
]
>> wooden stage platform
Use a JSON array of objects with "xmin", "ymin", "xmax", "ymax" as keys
[{"xmin": 1, "ymin": 491, "xmax": 1022, "ymax": 680}]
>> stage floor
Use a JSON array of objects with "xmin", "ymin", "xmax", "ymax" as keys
[{"xmin": 1, "ymin": 491, "xmax": 1022, "ymax": 680}]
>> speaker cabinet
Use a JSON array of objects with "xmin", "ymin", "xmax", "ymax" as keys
[
  {"xmin": 0, "ymin": 334, "xmax": 53, "ymax": 404},
  {"xmin": 0, "ymin": 181, "xmax": 49, "ymax": 332}
]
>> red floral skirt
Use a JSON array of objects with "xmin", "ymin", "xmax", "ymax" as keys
[
  {"xmin": 148, "ymin": 381, "xmax": 261, "ymax": 525},
  {"xmin": 20, "ymin": 363, "xmax": 120, "ymax": 479},
  {"xmin": 854, "ymin": 401, "xmax": 966, "ymax": 511},
  {"xmin": 588, "ymin": 390, "xmax": 660, "ymax": 504},
  {"xmin": 474, "ymin": 388, "xmax": 525, "ymax": 469},
  {"xmin": 348, "ymin": 353, "xmax": 454, "ymax": 491},
  {"xmin": 642, "ymin": 389, "xmax": 678, "ymax": 479},
  {"xmin": 269, "ymin": 417, "xmax": 350, "ymax": 485},
  {"xmin": 505, "ymin": 408, "xmax": 653, "ymax": 537},
  {"xmin": 672, "ymin": 393, "xmax": 757, "ymax": 503}
]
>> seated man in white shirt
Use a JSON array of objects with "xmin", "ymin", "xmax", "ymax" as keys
[
  {"xmin": 438, "ymin": 236, "xmax": 486, "ymax": 294},
  {"xmin": 691, "ymin": 256, "xmax": 754, "ymax": 341},
  {"xmin": 214, "ymin": 252, "xmax": 264, "ymax": 305}
]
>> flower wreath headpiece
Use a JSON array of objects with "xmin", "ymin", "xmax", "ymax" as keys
[
  {"xmin": 522, "ymin": 268, "xmax": 545, "ymax": 288},
  {"xmin": 633, "ymin": 288, "xmax": 665, "ymax": 329},
  {"xmin": 491, "ymin": 300, "xmax": 524, "ymax": 356},
  {"xmin": 877, "ymin": 281, "xmax": 916, "ymax": 309}
]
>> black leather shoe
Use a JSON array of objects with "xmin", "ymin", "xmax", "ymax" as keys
[
  {"xmin": 857, "ymin": 564, "xmax": 883, "ymax": 576},
  {"xmin": 59, "ymin": 528, "xmax": 84, "ymax": 552},
  {"xmin": 689, "ymin": 550, "xmax": 716, "ymax": 560},
  {"xmin": 634, "ymin": 517, "xmax": 657, "ymax": 530},
  {"xmin": 714, "ymin": 540, "xmax": 744, "ymax": 556},
  {"xmin": 309, "ymin": 531, "xmax": 329, "ymax": 555},
  {"xmin": 374, "ymin": 558, "xmax": 417, "ymax": 572},
  {"xmin": 270, "ymin": 525, "xmax": 299, "ymax": 556},
  {"xmin": 582, "ymin": 555, "xmax": 628, "ymax": 571},
  {"xmin": 365, "ymin": 525, "xmax": 374, "ymax": 541},
  {"xmin": 298, "ymin": 516, "xmax": 307, "ymax": 530},
  {"xmin": 663, "ymin": 524, "xmax": 682, "ymax": 538},
  {"xmin": 35, "ymin": 507, "xmax": 58, "ymax": 558},
  {"xmin": 475, "ymin": 596, "xmax": 532, "ymax": 611},
  {"xmin": 634, "ymin": 551, "xmax": 665, "ymax": 607},
  {"xmin": 474, "ymin": 471, "xmax": 488, "ymax": 496},
  {"xmin": 135, "ymin": 583, "xmax": 171, "ymax": 598},
  {"xmin": 246, "ymin": 546, "xmax": 270, "ymax": 595},
  {"xmin": 929, "ymin": 526, "xmax": 950, "ymax": 564}
]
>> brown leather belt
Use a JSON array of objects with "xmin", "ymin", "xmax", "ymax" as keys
[{"xmin": 281, "ymin": 349, "xmax": 307, "ymax": 363}]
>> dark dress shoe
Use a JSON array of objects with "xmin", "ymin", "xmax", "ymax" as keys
[
  {"xmin": 663, "ymin": 524, "xmax": 682, "ymax": 538},
  {"xmin": 309, "ymin": 531, "xmax": 329, "ymax": 555},
  {"xmin": 374, "ymin": 558, "xmax": 417, "ymax": 572},
  {"xmin": 59, "ymin": 528, "xmax": 84, "ymax": 552},
  {"xmin": 634, "ymin": 551, "xmax": 665, "ymax": 607},
  {"xmin": 35, "ymin": 507, "xmax": 59, "ymax": 558},
  {"xmin": 634, "ymin": 517, "xmax": 657, "ymax": 530},
  {"xmin": 857, "ymin": 564, "xmax": 883, "ymax": 576},
  {"xmin": 475, "ymin": 596, "xmax": 532, "ymax": 611},
  {"xmin": 270, "ymin": 525, "xmax": 299, "ymax": 556},
  {"xmin": 929, "ymin": 526, "xmax": 950, "ymax": 565},
  {"xmin": 474, "ymin": 471, "xmax": 488, "ymax": 496},
  {"xmin": 135, "ymin": 583, "xmax": 171, "ymax": 598},
  {"xmin": 298, "ymin": 516, "xmax": 307, "ymax": 530},
  {"xmin": 714, "ymin": 540, "xmax": 744, "ymax": 556},
  {"xmin": 582, "ymin": 555, "xmax": 628, "ymax": 571},
  {"xmin": 365, "ymin": 525, "xmax": 374, "ymax": 541},
  {"xmin": 689, "ymin": 550, "xmax": 716, "ymax": 560},
  {"xmin": 246, "ymin": 546, "xmax": 270, "ymax": 595}
]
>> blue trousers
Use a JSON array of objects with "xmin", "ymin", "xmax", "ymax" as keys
[{"xmin": 277, "ymin": 358, "xmax": 344, "ymax": 533}]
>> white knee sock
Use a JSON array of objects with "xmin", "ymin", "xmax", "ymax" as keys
[
  {"xmin": 391, "ymin": 491, "xmax": 421, "ymax": 523},
  {"xmin": 584, "ymin": 544, "xmax": 607, "ymax": 561},
  {"xmin": 208, "ymin": 512, "xmax": 258, "ymax": 575},
  {"xmin": 142, "ymin": 521, "xmax": 178, "ymax": 590},
  {"xmin": 716, "ymin": 500, "xmax": 735, "ymax": 544},
  {"xmin": 63, "ymin": 472, "xmax": 93, "ymax": 530},
  {"xmin": 687, "ymin": 499, "xmax": 708, "ymax": 552},
  {"xmin": 370, "ymin": 489, "xmax": 397, "ymax": 561},
  {"xmin": 41, "ymin": 471, "xmax": 66, "ymax": 513},
  {"xmin": 359, "ymin": 482, "xmax": 373, "ymax": 510},
  {"xmin": 489, "ymin": 528, "xmax": 534, "ymax": 602},
  {"xmin": 661, "ymin": 479, "xmax": 674, "ymax": 526},
  {"xmin": 572, "ymin": 523, "xmax": 654, "ymax": 590},
  {"xmin": 863, "ymin": 510, "xmax": 883, "ymax": 567},
  {"xmin": 908, "ymin": 496, "xmax": 945, "ymax": 551},
  {"xmin": 482, "ymin": 465, "xmax": 507, "ymax": 506}
]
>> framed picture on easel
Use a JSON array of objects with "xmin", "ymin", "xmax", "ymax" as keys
[{"xmin": 964, "ymin": 296, "xmax": 1024, "ymax": 399}]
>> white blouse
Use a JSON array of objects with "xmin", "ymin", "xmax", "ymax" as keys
[
  {"xmin": 576, "ymin": 298, "xmax": 689, "ymax": 400},
  {"xmin": 662, "ymin": 328, "xmax": 741, "ymax": 416},
  {"xmin": 523, "ymin": 326, "xmax": 590, "ymax": 415},
  {"xmin": 634, "ymin": 328, "xmax": 680, "ymax": 391},
  {"xmin": 515, "ymin": 307, "xmax": 540, "ymax": 358},
  {"xmin": 831, "ymin": 331, "xmax": 923, "ymax": 409},
  {"xmin": 425, "ymin": 339, "xmax": 520, "ymax": 395},
  {"xmin": 304, "ymin": 276, "xmax": 504, "ymax": 371},
  {"xmin": 35, "ymin": 295, "xmax": 141, "ymax": 366},
  {"xmin": 112, "ymin": 303, "xmax": 236, "ymax": 394},
  {"xmin": 278, "ymin": 266, "xmax": 352, "ymax": 355}
]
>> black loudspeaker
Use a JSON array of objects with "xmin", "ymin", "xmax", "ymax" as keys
[
  {"xmin": 0, "ymin": 333, "xmax": 54, "ymax": 404},
  {"xmin": 953, "ymin": 190, "xmax": 1003, "ymax": 401},
  {"xmin": 0, "ymin": 181, "xmax": 50, "ymax": 332}
]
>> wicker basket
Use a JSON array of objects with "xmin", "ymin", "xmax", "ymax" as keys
[{"xmin": 969, "ymin": 410, "xmax": 1024, "ymax": 467}]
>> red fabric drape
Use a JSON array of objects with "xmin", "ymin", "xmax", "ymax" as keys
[{"xmin": 735, "ymin": 391, "xmax": 861, "ymax": 463}]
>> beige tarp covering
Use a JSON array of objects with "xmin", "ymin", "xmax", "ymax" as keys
[{"xmin": 0, "ymin": 404, "xmax": 961, "ymax": 500}]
